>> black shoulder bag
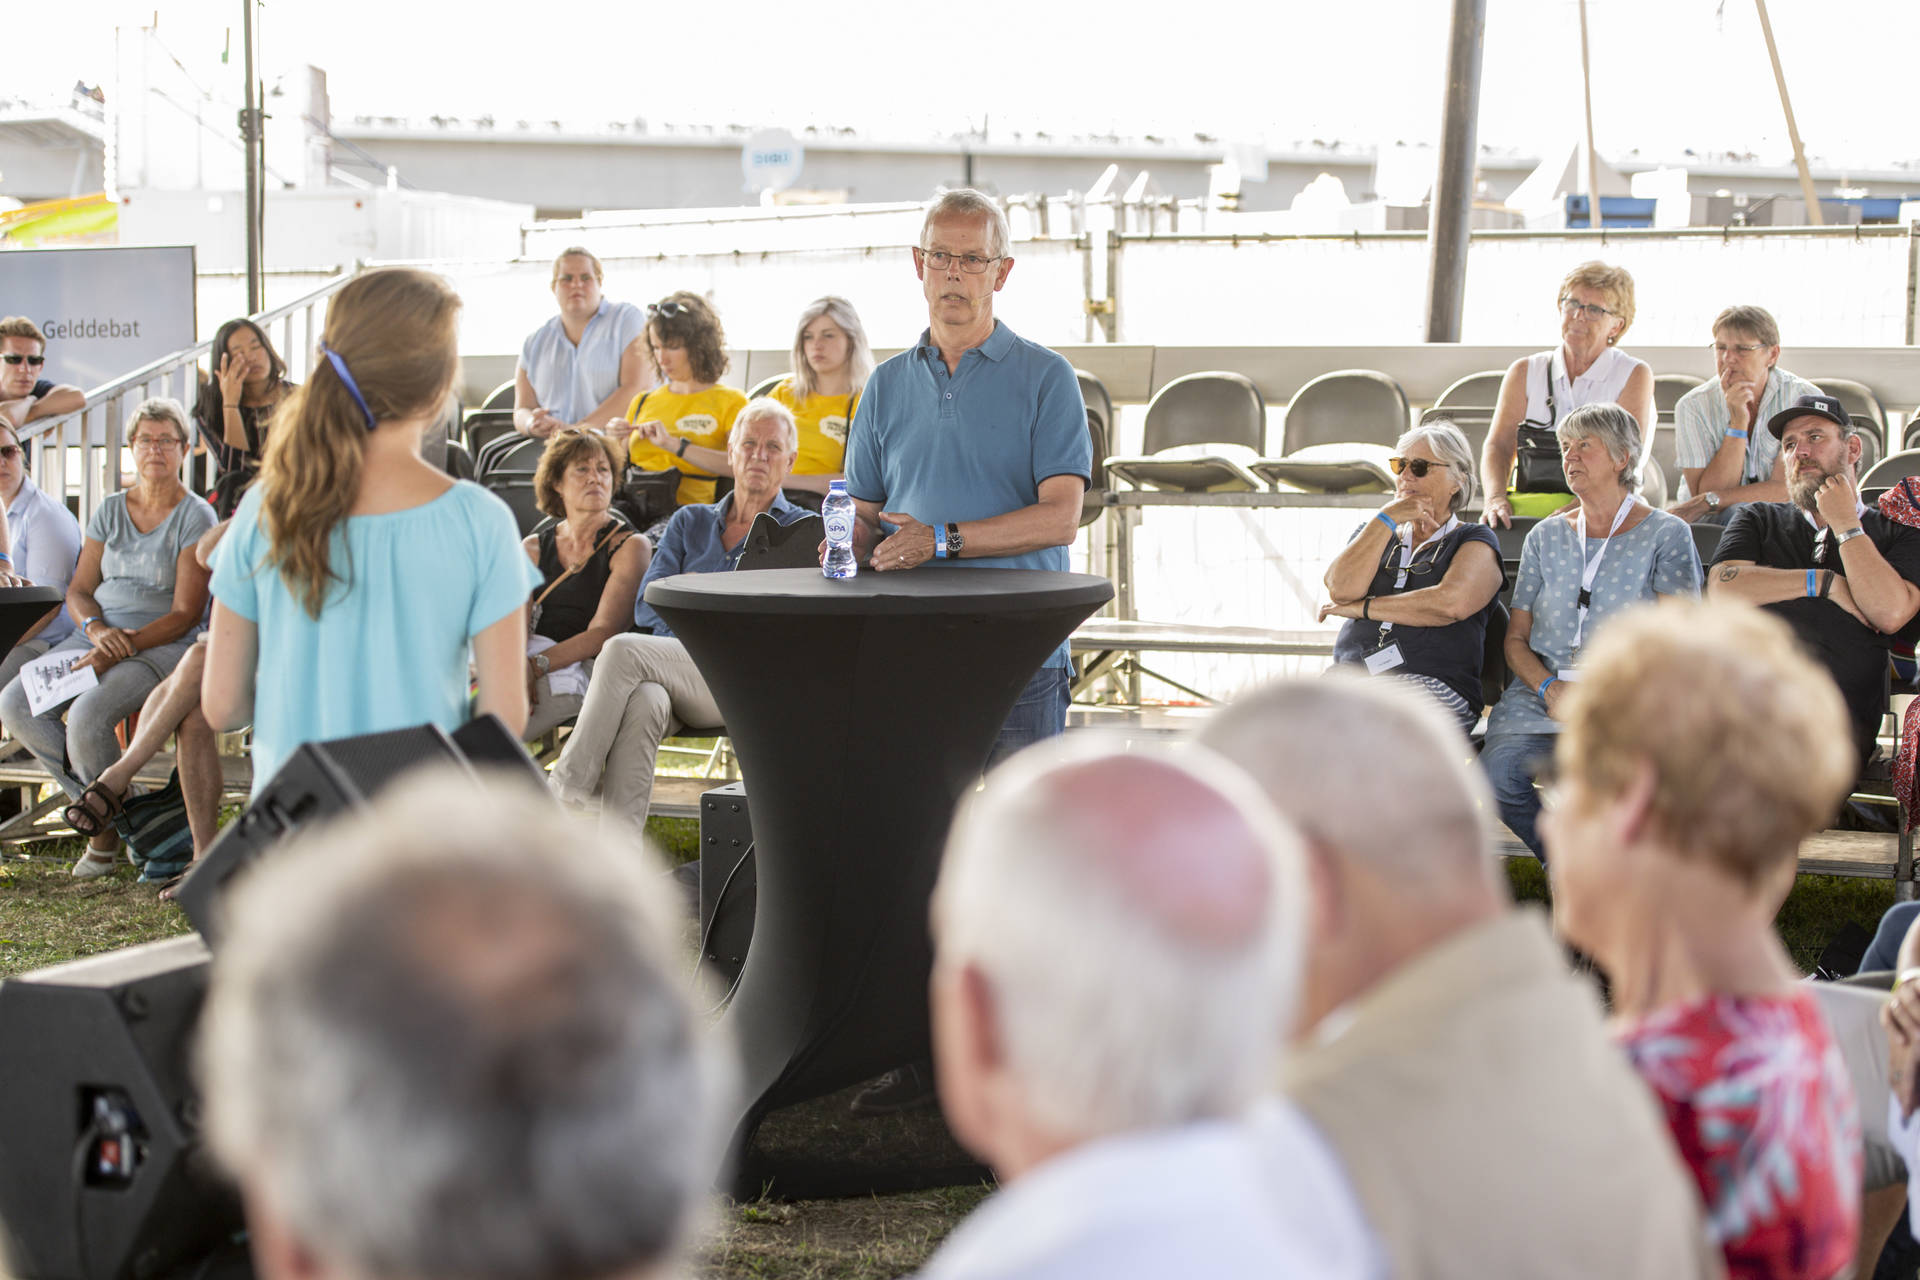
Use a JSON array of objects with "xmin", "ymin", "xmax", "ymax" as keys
[{"xmin": 1511, "ymin": 360, "xmax": 1569, "ymax": 494}]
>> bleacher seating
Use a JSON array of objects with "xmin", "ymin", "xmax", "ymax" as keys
[
  {"xmin": 482, "ymin": 477, "xmax": 543, "ymax": 536},
  {"xmin": 463, "ymin": 409, "xmax": 517, "ymax": 459},
  {"xmin": 443, "ymin": 440, "xmax": 475, "ymax": 480},
  {"xmin": 747, "ymin": 373, "xmax": 786, "ymax": 400},
  {"xmin": 1652, "ymin": 373, "xmax": 1701, "ymax": 422},
  {"xmin": 1850, "ymin": 416, "xmax": 1885, "ymax": 474},
  {"xmin": 1252, "ymin": 369, "xmax": 1409, "ymax": 494},
  {"xmin": 1104, "ymin": 371, "xmax": 1265, "ymax": 493},
  {"xmin": 1862, "ymin": 450, "xmax": 1920, "ymax": 492},
  {"xmin": 1076, "ymin": 370, "xmax": 1113, "ymax": 528},
  {"xmin": 477, "ymin": 434, "xmax": 543, "ymax": 479},
  {"xmin": 480, "ymin": 379, "xmax": 516, "ymax": 411},
  {"xmin": 1434, "ymin": 370, "xmax": 1505, "ymax": 410}
]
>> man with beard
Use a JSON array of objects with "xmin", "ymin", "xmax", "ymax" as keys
[{"xmin": 1707, "ymin": 393, "xmax": 1920, "ymax": 763}]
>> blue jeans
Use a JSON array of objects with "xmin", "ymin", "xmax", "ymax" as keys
[
  {"xmin": 987, "ymin": 666, "xmax": 1070, "ymax": 771},
  {"xmin": 1861, "ymin": 901, "xmax": 1920, "ymax": 974},
  {"xmin": 1480, "ymin": 732, "xmax": 1556, "ymax": 861}
]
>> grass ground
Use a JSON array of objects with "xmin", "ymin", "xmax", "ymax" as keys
[{"xmin": 0, "ymin": 802, "xmax": 1897, "ymax": 1279}]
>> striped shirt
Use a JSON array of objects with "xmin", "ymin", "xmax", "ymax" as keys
[{"xmin": 1673, "ymin": 366, "xmax": 1822, "ymax": 485}]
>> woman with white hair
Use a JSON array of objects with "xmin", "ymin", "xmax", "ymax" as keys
[
  {"xmin": 1480, "ymin": 402, "xmax": 1700, "ymax": 859},
  {"xmin": 1320, "ymin": 420, "xmax": 1505, "ymax": 728}
]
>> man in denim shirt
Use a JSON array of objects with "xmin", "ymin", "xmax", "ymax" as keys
[{"xmin": 549, "ymin": 400, "xmax": 811, "ymax": 835}]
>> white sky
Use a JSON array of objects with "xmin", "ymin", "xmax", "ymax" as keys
[{"xmin": 24, "ymin": 0, "xmax": 1920, "ymax": 171}]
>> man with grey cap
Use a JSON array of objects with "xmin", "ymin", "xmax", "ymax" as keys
[
  {"xmin": 918, "ymin": 738, "xmax": 1380, "ymax": 1279},
  {"xmin": 1199, "ymin": 675, "xmax": 1721, "ymax": 1279},
  {"xmin": 1708, "ymin": 391, "xmax": 1920, "ymax": 763},
  {"xmin": 196, "ymin": 768, "xmax": 731, "ymax": 1280}
]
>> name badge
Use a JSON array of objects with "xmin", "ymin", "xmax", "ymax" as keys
[
  {"xmin": 1364, "ymin": 644, "xmax": 1406, "ymax": 675},
  {"xmin": 1555, "ymin": 667, "xmax": 1580, "ymax": 683}
]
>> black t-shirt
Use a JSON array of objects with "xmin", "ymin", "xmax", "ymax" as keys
[
  {"xmin": 1712, "ymin": 503, "xmax": 1920, "ymax": 758},
  {"xmin": 29, "ymin": 379, "xmax": 52, "ymax": 400},
  {"xmin": 1333, "ymin": 521, "xmax": 1505, "ymax": 714}
]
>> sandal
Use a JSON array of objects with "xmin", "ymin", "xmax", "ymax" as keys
[{"xmin": 64, "ymin": 782, "xmax": 124, "ymax": 839}]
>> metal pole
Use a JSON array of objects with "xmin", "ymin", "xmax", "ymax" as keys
[
  {"xmin": 1754, "ymin": 0, "xmax": 1824, "ymax": 226},
  {"xmin": 239, "ymin": 0, "xmax": 263, "ymax": 313},
  {"xmin": 1423, "ymin": 0, "xmax": 1486, "ymax": 342},
  {"xmin": 1577, "ymin": 0, "xmax": 1603, "ymax": 228}
]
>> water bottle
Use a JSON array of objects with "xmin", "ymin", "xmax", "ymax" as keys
[{"xmin": 822, "ymin": 479, "xmax": 858, "ymax": 579}]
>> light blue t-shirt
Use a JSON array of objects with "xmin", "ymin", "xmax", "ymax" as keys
[
  {"xmin": 519, "ymin": 299, "xmax": 648, "ymax": 424},
  {"xmin": 1485, "ymin": 506, "xmax": 1701, "ymax": 738},
  {"xmin": 844, "ymin": 320, "xmax": 1090, "ymax": 667},
  {"xmin": 211, "ymin": 481, "xmax": 541, "ymax": 795},
  {"xmin": 87, "ymin": 489, "xmax": 217, "ymax": 633}
]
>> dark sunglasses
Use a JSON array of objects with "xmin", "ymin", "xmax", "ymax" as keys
[
  {"xmin": 1388, "ymin": 456, "xmax": 1452, "ymax": 478},
  {"xmin": 0, "ymin": 446, "xmax": 21, "ymax": 461},
  {"xmin": 0, "ymin": 354, "xmax": 46, "ymax": 367},
  {"xmin": 647, "ymin": 301, "xmax": 690, "ymax": 319}
]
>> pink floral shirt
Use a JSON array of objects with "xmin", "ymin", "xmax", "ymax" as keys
[{"xmin": 1616, "ymin": 990, "xmax": 1860, "ymax": 1280}]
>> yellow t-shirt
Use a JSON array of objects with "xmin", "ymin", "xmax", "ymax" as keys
[
  {"xmin": 626, "ymin": 385, "xmax": 748, "ymax": 506},
  {"xmin": 770, "ymin": 378, "xmax": 858, "ymax": 477}
]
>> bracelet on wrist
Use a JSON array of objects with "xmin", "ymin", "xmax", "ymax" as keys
[
  {"xmin": 1806, "ymin": 569, "xmax": 1817, "ymax": 599},
  {"xmin": 1361, "ymin": 596, "xmax": 1373, "ymax": 621},
  {"xmin": 675, "ymin": 437, "xmax": 690, "ymax": 458},
  {"xmin": 1724, "ymin": 427, "xmax": 1749, "ymax": 440},
  {"xmin": 1538, "ymin": 674, "xmax": 1558, "ymax": 697},
  {"xmin": 1374, "ymin": 511, "xmax": 1398, "ymax": 535}
]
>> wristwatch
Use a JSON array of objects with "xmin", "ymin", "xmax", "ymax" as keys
[
  {"xmin": 1837, "ymin": 526, "xmax": 1868, "ymax": 546},
  {"xmin": 532, "ymin": 652, "xmax": 551, "ymax": 676},
  {"xmin": 1703, "ymin": 492, "xmax": 1721, "ymax": 512},
  {"xmin": 945, "ymin": 523, "xmax": 965, "ymax": 558}
]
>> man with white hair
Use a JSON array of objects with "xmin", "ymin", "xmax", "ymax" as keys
[
  {"xmin": 197, "ymin": 769, "xmax": 729, "ymax": 1280},
  {"xmin": 918, "ymin": 740, "xmax": 1380, "ymax": 1279},
  {"xmin": 1198, "ymin": 676, "xmax": 1723, "ymax": 1280}
]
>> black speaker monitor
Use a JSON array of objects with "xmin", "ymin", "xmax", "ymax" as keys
[
  {"xmin": 176, "ymin": 716, "xmax": 548, "ymax": 945},
  {"xmin": 0, "ymin": 936, "xmax": 240, "ymax": 1280}
]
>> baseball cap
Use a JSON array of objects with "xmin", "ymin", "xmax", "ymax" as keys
[{"xmin": 1766, "ymin": 393, "xmax": 1851, "ymax": 440}]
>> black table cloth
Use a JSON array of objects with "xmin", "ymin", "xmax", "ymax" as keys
[{"xmin": 646, "ymin": 566, "xmax": 1112, "ymax": 1195}]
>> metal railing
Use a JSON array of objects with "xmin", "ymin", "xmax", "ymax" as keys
[{"xmin": 23, "ymin": 269, "xmax": 356, "ymax": 527}]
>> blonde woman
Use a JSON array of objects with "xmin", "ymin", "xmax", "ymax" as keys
[
  {"xmin": 203, "ymin": 268, "xmax": 539, "ymax": 794},
  {"xmin": 670, "ymin": 296, "xmax": 873, "ymax": 503},
  {"xmin": 1481, "ymin": 261, "xmax": 1656, "ymax": 526}
]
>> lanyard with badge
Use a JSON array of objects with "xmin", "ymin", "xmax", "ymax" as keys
[
  {"xmin": 1363, "ymin": 517, "xmax": 1459, "ymax": 675},
  {"xmin": 1570, "ymin": 495, "xmax": 1634, "ymax": 655}
]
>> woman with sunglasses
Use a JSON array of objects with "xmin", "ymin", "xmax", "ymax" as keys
[
  {"xmin": 194, "ymin": 318, "xmax": 296, "ymax": 517},
  {"xmin": 1321, "ymin": 421, "xmax": 1504, "ymax": 729},
  {"xmin": 1481, "ymin": 261, "xmax": 1655, "ymax": 529},
  {"xmin": 624, "ymin": 292, "xmax": 746, "ymax": 542},
  {"xmin": 1480, "ymin": 402, "xmax": 1701, "ymax": 860},
  {"xmin": 660, "ymin": 297, "xmax": 874, "ymax": 510}
]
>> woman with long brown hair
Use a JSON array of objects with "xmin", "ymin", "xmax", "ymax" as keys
[{"xmin": 202, "ymin": 268, "xmax": 538, "ymax": 793}]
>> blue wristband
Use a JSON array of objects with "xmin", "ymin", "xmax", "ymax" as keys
[
  {"xmin": 1725, "ymin": 428, "xmax": 1749, "ymax": 440},
  {"xmin": 0, "ymin": 551, "xmax": 12, "ymax": 564},
  {"xmin": 1537, "ymin": 675, "xmax": 1558, "ymax": 697},
  {"xmin": 81, "ymin": 617, "xmax": 97, "ymax": 635},
  {"xmin": 1374, "ymin": 511, "xmax": 1398, "ymax": 535},
  {"xmin": 935, "ymin": 524, "xmax": 947, "ymax": 559},
  {"xmin": 1807, "ymin": 569, "xmax": 1817, "ymax": 598}
]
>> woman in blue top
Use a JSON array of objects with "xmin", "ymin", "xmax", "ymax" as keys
[
  {"xmin": 1481, "ymin": 402, "xmax": 1702, "ymax": 860},
  {"xmin": 1322, "ymin": 420, "xmax": 1505, "ymax": 730},
  {"xmin": 204, "ymin": 268, "xmax": 540, "ymax": 794}
]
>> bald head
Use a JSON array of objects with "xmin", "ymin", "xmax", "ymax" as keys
[
  {"xmin": 1200, "ymin": 674, "xmax": 1500, "ymax": 896},
  {"xmin": 934, "ymin": 740, "xmax": 1307, "ymax": 1141}
]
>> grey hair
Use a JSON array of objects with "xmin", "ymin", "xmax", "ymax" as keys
[
  {"xmin": 933, "ymin": 739, "xmax": 1307, "ymax": 1139},
  {"xmin": 198, "ymin": 768, "xmax": 731, "ymax": 1280},
  {"xmin": 1556, "ymin": 401, "xmax": 1643, "ymax": 492},
  {"xmin": 128, "ymin": 396, "xmax": 191, "ymax": 446},
  {"xmin": 1396, "ymin": 420, "xmax": 1478, "ymax": 513},
  {"xmin": 733, "ymin": 395, "xmax": 800, "ymax": 455},
  {"xmin": 922, "ymin": 188, "xmax": 1011, "ymax": 260},
  {"xmin": 789, "ymin": 296, "xmax": 875, "ymax": 404},
  {"xmin": 1200, "ymin": 675, "xmax": 1503, "ymax": 897}
]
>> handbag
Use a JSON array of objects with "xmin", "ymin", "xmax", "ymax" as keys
[
  {"xmin": 1510, "ymin": 367, "xmax": 1568, "ymax": 494},
  {"xmin": 608, "ymin": 391, "xmax": 689, "ymax": 530},
  {"xmin": 113, "ymin": 769, "xmax": 194, "ymax": 883}
]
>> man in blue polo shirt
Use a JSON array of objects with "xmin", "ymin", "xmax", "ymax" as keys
[{"xmin": 844, "ymin": 188, "xmax": 1091, "ymax": 763}]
